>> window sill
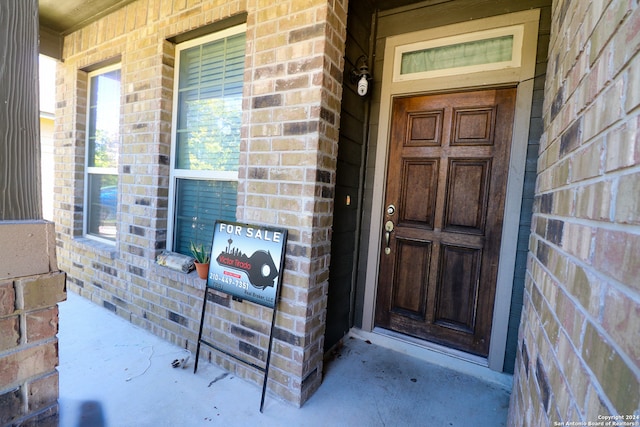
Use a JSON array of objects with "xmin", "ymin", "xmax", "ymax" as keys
[
  {"xmin": 73, "ymin": 237, "xmax": 117, "ymax": 259},
  {"xmin": 152, "ymin": 254, "xmax": 207, "ymax": 291}
]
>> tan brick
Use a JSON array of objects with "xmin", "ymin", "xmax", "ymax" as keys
[
  {"xmin": 248, "ymin": 152, "xmax": 280, "ymax": 165},
  {"xmin": 250, "ymin": 123, "xmax": 281, "ymax": 137},
  {"xmin": 615, "ymin": 172, "xmax": 640, "ymax": 225},
  {"xmin": 270, "ymin": 197, "xmax": 302, "ymax": 212},
  {"xmin": 584, "ymin": 385, "xmax": 613, "ymax": 424},
  {"xmin": 571, "ymin": 139, "xmax": 603, "ymax": 182},
  {"xmin": 245, "ymin": 195, "xmax": 268, "ymax": 209},
  {"xmin": 280, "ymin": 153, "xmax": 316, "ymax": 167},
  {"xmin": 270, "ymin": 167, "xmax": 305, "ymax": 182},
  {"xmin": 246, "ymin": 180, "xmax": 279, "ymax": 195},
  {"xmin": 561, "ymin": 222, "xmax": 593, "ymax": 262},
  {"xmin": 17, "ymin": 272, "xmax": 67, "ymax": 311},
  {"xmin": 589, "ymin": 78, "xmax": 624, "ymax": 139},
  {"xmin": 605, "ymin": 116, "xmax": 640, "ymax": 172},
  {"xmin": 0, "ymin": 316, "xmax": 20, "ymax": 351},
  {"xmin": 582, "ymin": 322, "xmax": 640, "ymax": 415},
  {"xmin": 255, "ymin": 33, "xmax": 288, "ymax": 52},
  {"xmin": 556, "ymin": 332, "xmax": 589, "ymax": 414},
  {"xmin": 553, "ymin": 189, "xmax": 575, "ymax": 217},
  {"xmin": 276, "ymin": 106, "xmax": 310, "ymax": 122},
  {"xmin": 551, "ymin": 158, "xmax": 570, "ymax": 187},
  {"xmin": 625, "ymin": 54, "xmax": 640, "ymax": 113},
  {"xmin": 602, "ymin": 286, "xmax": 640, "ymax": 369},
  {"xmin": 564, "ymin": 262, "xmax": 595, "ymax": 313},
  {"xmin": 575, "ymin": 181, "xmax": 611, "ymax": 220}
]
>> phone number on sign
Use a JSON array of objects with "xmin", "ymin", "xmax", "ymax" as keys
[{"xmin": 211, "ymin": 272, "xmax": 249, "ymax": 290}]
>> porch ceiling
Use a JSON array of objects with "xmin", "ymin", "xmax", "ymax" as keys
[
  {"xmin": 38, "ymin": 0, "xmax": 418, "ymax": 59},
  {"xmin": 39, "ymin": 0, "xmax": 137, "ymax": 59},
  {"xmin": 39, "ymin": 0, "xmax": 136, "ymax": 34}
]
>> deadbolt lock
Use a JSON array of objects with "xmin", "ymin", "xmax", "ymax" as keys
[{"xmin": 386, "ymin": 204, "xmax": 396, "ymax": 216}]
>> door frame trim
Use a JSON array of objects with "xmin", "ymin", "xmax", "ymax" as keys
[{"xmin": 361, "ymin": 9, "xmax": 540, "ymax": 372}]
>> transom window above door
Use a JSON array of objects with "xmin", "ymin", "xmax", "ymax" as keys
[{"xmin": 393, "ymin": 25, "xmax": 524, "ymax": 82}]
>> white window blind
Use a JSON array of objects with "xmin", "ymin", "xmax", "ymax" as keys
[{"xmin": 169, "ymin": 26, "xmax": 246, "ymax": 256}]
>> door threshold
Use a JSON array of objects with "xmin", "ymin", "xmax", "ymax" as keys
[{"xmin": 348, "ymin": 327, "xmax": 513, "ymax": 390}]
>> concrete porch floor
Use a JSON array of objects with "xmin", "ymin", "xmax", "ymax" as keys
[{"xmin": 58, "ymin": 292, "xmax": 511, "ymax": 426}]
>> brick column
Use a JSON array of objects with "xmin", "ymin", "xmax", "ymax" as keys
[
  {"xmin": 238, "ymin": 0, "xmax": 348, "ymax": 405},
  {"xmin": 0, "ymin": 223, "xmax": 67, "ymax": 425},
  {"xmin": 0, "ymin": 0, "xmax": 68, "ymax": 424}
]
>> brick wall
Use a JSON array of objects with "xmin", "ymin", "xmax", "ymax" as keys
[
  {"xmin": 0, "ymin": 223, "xmax": 67, "ymax": 426},
  {"xmin": 508, "ymin": 0, "xmax": 640, "ymax": 425},
  {"xmin": 54, "ymin": 0, "xmax": 347, "ymax": 406}
]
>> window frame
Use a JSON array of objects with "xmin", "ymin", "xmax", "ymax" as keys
[
  {"xmin": 393, "ymin": 24, "xmax": 524, "ymax": 82},
  {"xmin": 167, "ymin": 24, "xmax": 246, "ymax": 254},
  {"xmin": 83, "ymin": 63, "xmax": 122, "ymax": 244}
]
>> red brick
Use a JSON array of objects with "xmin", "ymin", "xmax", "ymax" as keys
[
  {"xmin": 625, "ymin": 5, "xmax": 640, "ymax": 55},
  {"xmin": 0, "ymin": 352, "xmax": 20, "ymax": 387},
  {"xmin": 27, "ymin": 371, "xmax": 59, "ymax": 413},
  {"xmin": 593, "ymin": 229, "xmax": 640, "ymax": 290},
  {"xmin": 0, "ymin": 341, "xmax": 58, "ymax": 386},
  {"xmin": 555, "ymin": 290, "xmax": 583, "ymax": 347},
  {"xmin": 602, "ymin": 286, "xmax": 640, "ymax": 369},
  {"xmin": 0, "ymin": 280, "xmax": 16, "ymax": 316},
  {"xmin": 0, "ymin": 387, "xmax": 24, "ymax": 425},
  {"xmin": 26, "ymin": 306, "xmax": 59, "ymax": 343}
]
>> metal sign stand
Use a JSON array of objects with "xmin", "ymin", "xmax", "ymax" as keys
[
  {"xmin": 193, "ymin": 289, "xmax": 279, "ymax": 412},
  {"xmin": 193, "ymin": 220, "xmax": 287, "ymax": 413}
]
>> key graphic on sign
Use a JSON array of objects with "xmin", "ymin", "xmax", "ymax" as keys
[{"xmin": 216, "ymin": 246, "xmax": 279, "ymax": 290}]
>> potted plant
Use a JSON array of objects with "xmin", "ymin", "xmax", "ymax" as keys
[{"xmin": 190, "ymin": 241, "xmax": 210, "ymax": 280}]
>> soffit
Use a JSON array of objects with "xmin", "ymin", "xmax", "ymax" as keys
[
  {"xmin": 39, "ymin": 0, "xmax": 420, "ymax": 34},
  {"xmin": 39, "ymin": 0, "xmax": 137, "ymax": 35},
  {"xmin": 38, "ymin": 0, "xmax": 424, "ymax": 59}
]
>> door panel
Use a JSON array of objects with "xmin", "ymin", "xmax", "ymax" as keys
[
  {"xmin": 443, "ymin": 159, "xmax": 490, "ymax": 233},
  {"xmin": 452, "ymin": 107, "xmax": 496, "ymax": 145},
  {"xmin": 375, "ymin": 88, "xmax": 516, "ymax": 357},
  {"xmin": 407, "ymin": 110, "xmax": 443, "ymax": 146},
  {"xmin": 391, "ymin": 238, "xmax": 432, "ymax": 319},
  {"xmin": 434, "ymin": 244, "xmax": 481, "ymax": 333},
  {"xmin": 400, "ymin": 159, "xmax": 439, "ymax": 227}
]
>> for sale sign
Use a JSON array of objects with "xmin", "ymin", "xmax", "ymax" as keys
[{"xmin": 207, "ymin": 220, "xmax": 287, "ymax": 308}]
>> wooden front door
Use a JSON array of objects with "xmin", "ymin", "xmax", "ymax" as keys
[{"xmin": 375, "ymin": 88, "xmax": 516, "ymax": 357}]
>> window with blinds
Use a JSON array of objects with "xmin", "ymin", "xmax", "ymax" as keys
[
  {"xmin": 85, "ymin": 65, "xmax": 121, "ymax": 242},
  {"xmin": 169, "ymin": 25, "xmax": 246, "ymax": 257}
]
